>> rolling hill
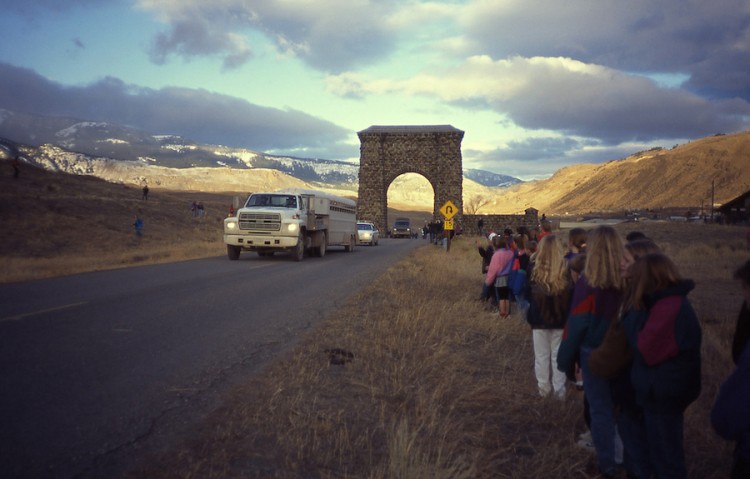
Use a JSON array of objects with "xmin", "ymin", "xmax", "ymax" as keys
[
  {"xmin": 2, "ymin": 107, "xmax": 749, "ymax": 215},
  {"xmin": 478, "ymin": 132, "xmax": 750, "ymax": 215}
]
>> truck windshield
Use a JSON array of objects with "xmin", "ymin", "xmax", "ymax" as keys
[{"xmin": 246, "ymin": 194, "xmax": 297, "ymax": 208}]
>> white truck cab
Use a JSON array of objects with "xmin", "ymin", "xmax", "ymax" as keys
[{"xmin": 224, "ymin": 189, "xmax": 357, "ymax": 261}]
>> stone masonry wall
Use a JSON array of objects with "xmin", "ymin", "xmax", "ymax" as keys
[
  {"xmin": 463, "ymin": 212, "xmax": 541, "ymax": 236},
  {"xmin": 357, "ymin": 126, "xmax": 464, "ymax": 234}
]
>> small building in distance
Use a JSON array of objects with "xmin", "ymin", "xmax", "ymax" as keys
[{"xmin": 718, "ymin": 190, "xmax": 750, "ymax": 224}]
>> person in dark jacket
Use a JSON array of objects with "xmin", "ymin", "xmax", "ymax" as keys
[
  {"xmin": 558, "ymin": 226, "xmax": 625, "ymax": 477},
  {"xmin": 613, "ymin": 238, "xmax": 662, "ymax": 479},
  {"xmin": 133, "ymin": 215, "xmax": 144, "ymax": 237},
  {"xmin": 526, "ymin": 235, "xmax": 573, "ymax": 398},
  {"xmin": 621, "ymin": 253, "xmax": 702, "ymax": 479},
  {"xmin": 712, "ymin": 260, "xmax": 750, "ymax": 479},
  {"xmin": 477, "ymin": 233, "xmax": 497, "ymax": 306},
  {"xmin": 730, "ymin": 261, "xmax": 750, "ymax": 365}
]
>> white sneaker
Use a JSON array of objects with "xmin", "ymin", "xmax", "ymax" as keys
[{"xmin": 576, "ymin": 437, "xmax": 595, "ymax": 451}]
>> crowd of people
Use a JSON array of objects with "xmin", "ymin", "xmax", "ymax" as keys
[{"xmin": 475, "ymin": 222, "xmax": 750, "ymax": 478}]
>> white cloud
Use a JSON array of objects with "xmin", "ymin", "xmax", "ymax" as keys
[
  {"xmin": 136, "ymin": 0, "xmax": 401, "ymax": 71},
  {"xmin": 0, "ymin": 63, "xmax": 352, "ymax": 155},
  {"xmin": 327, "ymin": 55, "xmax": 750, "ymax": 143},
  {"xmin": 459, "ymin": 0, "xmax": 750, "ymax": 100}
]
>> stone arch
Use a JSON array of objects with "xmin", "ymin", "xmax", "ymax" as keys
[{"xmin": 357, "ymin": 125, "xmax": 464, "ymax": 234}]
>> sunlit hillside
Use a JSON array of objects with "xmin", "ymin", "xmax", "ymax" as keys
[
  {"xmin": 482, "ymin": 131, "xmax": 750, "ymax": 215},
  {"xmin": 12, "ymin": 130, "xmax": 750, "ymax": 216}
]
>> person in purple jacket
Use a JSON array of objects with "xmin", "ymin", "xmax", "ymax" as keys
[
  {"xmin": 712, "ymin": 260, "xmax": 750, "ymax": 479},
  {"xmin": 621, "ymin": 253, "xmax": 702, "ymax": 479}
]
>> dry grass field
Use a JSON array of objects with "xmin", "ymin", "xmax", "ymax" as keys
[
  {"xmin": 119, "ymin": 222, "xmax": 747, "ymax": 479},
  {"xmin": 3, "ymin": 161, "xmax": 750, "ymax": 477},
  {"xmin": 0, "ymin": 160, "xmax": 234, "ymax": 283}
]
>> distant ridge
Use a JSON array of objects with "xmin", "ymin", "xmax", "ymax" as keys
[
  {"xmin": 2, "ymin": 108, "xmax": 748, "ymax": 214},
  {"xmin": 0, "ymin": 109, "xmax": 516, "ymax": 189}
]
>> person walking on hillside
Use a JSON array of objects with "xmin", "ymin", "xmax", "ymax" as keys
[
  {"xmin": 712, "ymin": 260, "xmax": 750, "ymax": 479},
  {"xmin": 142, "ymin": 185, "xmax": 149, "ymax": 200},
  {"xmin": 558, "ymin": 225, "xmax": 625, "ymax": 478},
  {"xmin": 525, "ymin": 235, "xmax": 573, "ymax": 399},
  {"xmin": 133, "ymin": 214, "xmax": 144, "ymax": 237}
]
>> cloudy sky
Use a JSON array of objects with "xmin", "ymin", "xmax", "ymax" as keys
[{"xmin": 1, "ymin": 0, "xmax": 749, "ymax": 179}]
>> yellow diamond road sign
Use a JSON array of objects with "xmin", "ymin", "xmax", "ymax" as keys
[{"xmin": 440, "ymin": 200, "xmax": 458, "ymax": 220}]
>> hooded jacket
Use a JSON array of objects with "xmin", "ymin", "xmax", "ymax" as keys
[
  {"xmin": 621, "ymin": 280, "xmax": 702, "ymax": 412},
  {"xmin": 557, "ymin": 275, "xmax": 623, "ymax": 373},
  {"xmin": 526, "ymin": 279, "xmax": 573, "ymax": 330},
  {"xmin": 712, "ymin": 338, "xmax": 750, "ymax": 463}
]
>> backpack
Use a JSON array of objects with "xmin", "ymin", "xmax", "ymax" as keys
[{"xmin": 508, "ymin": 252, "xmax": 528, "ymax": 297}]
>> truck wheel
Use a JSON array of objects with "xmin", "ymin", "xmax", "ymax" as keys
[
  {"xmin": 316, "ymin": 232, "xmax": 327, "ymax": 258},
  {"xmin": 292, "ymin": 232, "xmax": 305, "ymax": 261},
  {"xmin": 227, "ymin": 245, "xmax": 241, "ymax": 260}
]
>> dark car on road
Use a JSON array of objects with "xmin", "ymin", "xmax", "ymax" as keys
[{"xmin": 391, "ymin": 218, "xmax": 412, "ymax": 238}]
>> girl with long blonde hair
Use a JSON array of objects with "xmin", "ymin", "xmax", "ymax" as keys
[
  {"xmin": 526, "ymin": 235, "xmax": 573, "ymax": 398},
  {"xmin": 557, "ymin": 225, "xmax": 625, "ymax": 477}
]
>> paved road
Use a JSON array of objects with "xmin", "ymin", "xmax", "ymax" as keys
[{"xmin": 0, "ymin": 239, "xmax": 425, "ymax": 478}]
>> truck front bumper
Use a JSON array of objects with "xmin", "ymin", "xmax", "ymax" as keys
[{"xmin": 224, "ymin": 234, "xmax": 299, "ymax": 249}]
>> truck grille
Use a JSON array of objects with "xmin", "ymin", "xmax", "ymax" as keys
[{"xmin": 238, "ymin": 212, "xmax": 281, "ymax": 231}]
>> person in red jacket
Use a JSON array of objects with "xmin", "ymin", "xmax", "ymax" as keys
[
  {"xmin": 538, "ymin": 220, "xmax": 553, "ymax": 240},
  {"xmin": 621, "ymin": 253, "xmax": 702, "ymax": 479}
]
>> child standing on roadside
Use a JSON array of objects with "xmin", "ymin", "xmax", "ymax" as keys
[
  {"xmin": 712, "ymin": 260, "xmax": 750, "ymax": 479},
  {"xmin": 621, "ymin": 254, "xmax": 702, "ymax": 479},
  {"xmin": 526, "ymin": 235, "xmax": 573, "ymax": 399},
  {"xmin": 557, "ymin": 225, "xmax": 625, "ymax": 478},
  {"xmin": 478, "ymin": 233, "xmax": 497, "ymax": 307},
  {"xmin": 486, "ymin": 235, "xmax": 514, "ymax": 318}
]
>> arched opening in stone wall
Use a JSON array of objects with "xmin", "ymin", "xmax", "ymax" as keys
[{"xmin": 386, "ymin": 172, "xmax": 435, "ymax": 236}]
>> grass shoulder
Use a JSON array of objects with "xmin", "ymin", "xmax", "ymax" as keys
[{"xmin": 127, "ymin": 223, "xmax": 748, "ymax": 478}]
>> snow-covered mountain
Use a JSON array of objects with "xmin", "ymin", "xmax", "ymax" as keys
[
  {"xmin": 463, "ymin": 168, "xmax": 523, "ymax": 188},
  {"xmin": 0, "ymin": 108, "xmax": 520, "ymax": 188}
]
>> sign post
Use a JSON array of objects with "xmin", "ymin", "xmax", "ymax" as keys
[{"xmin": 439, "ymin": 200, "xmax": 458, "ymax": 252}]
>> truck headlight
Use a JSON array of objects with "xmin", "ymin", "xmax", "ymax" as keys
[
  {"xmin": 225, "ymin": 220, "xmax": 237, "ymax": 230},
  {"xmin": 287, "ymin": 223, "xmax": 299, "ymax": 233}
]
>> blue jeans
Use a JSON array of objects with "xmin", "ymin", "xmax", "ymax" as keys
[
  {"xmin": 617, "ymin": 406, "xmax": 653, "ymax": 479},
  {"xmin": 644, "ymin": 408, "xmax": 686, "ymax": 479},
  {"xmin": 580, "ymin": 347, "xmax": 618, "ymax": 476}
]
